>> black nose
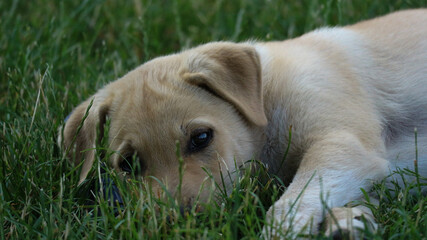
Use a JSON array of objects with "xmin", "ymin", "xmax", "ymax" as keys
[
  {"xmin": 180, "ymin": 205, "xmax": 189, "ymax": 216},
  {"xmin": 179, "ymin": 198, "xmax": 194, "ymax": 216}
]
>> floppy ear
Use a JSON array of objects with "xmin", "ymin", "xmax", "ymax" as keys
[
  {"xmin": 183, "ymin": 42, "xmax": 267, "ymax": 126},
  {"xmin": 58, "ymin": 92, "xmax": 111, "ymax": 184}
]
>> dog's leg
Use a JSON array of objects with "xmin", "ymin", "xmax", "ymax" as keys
[
  {"xmin": 323, "ymin": 200, "xmax": 378, "ymax": 239},
  {"xmin": 263, "ymin": 131, "xmax": 388, "ymax": 238}
]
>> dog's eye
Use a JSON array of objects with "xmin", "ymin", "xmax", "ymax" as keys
[
  {"xmin": 189, "ymin": 128, "xmax": 213, "ymax": 153},
  {"xmin": 120, "ymin": 152, "xmax": 145, "ymax": 175}
]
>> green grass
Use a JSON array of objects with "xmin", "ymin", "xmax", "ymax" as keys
[{"xmin": 1, "ymin": 0, "xmax": 426, "ymax": 239}]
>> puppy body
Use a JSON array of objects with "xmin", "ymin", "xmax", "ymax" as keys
[
  {"xmin": 60, "ymin": 9, "xmax": 427, "ymax": 237},
  {"xmin": 258, "ymin": 9, "xmax": 427, "ymax": 186},
  {"xmin": 255, "ymin": 9, "xmax": 427, "ymax": 234}
]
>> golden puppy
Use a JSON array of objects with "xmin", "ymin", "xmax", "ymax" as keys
[{"xmin": 60, "ymin": 9, "xmax": 427, "ymax": 238}]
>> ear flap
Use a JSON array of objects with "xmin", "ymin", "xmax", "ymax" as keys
[
  {"xmin": 58, "ymin": 92, "xmax": 111, "ymax": 184},
  {"xmin": 183, "ymin": 42, "xmax": 267, "ymax": 126}
]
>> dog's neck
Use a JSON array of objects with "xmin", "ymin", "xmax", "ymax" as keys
[{"xmin": 254, "ymin": 43, "xmax": 303, "ymax": 184}]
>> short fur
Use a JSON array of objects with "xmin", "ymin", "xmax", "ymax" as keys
[{"xmin": 60, "ymin": 10, "xmax": 427, "ymax": 237}]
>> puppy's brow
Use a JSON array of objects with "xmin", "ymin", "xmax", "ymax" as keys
[
  {"xmin": 110, "ymin": 125, "xmax": 126, "ymax": 147},
  {"xmin": 185, "ymin": 118, "xmax": 197, "ymax": 131},
  {"xmin": 180, "ymin": 107, "xmax": 191, "ymax": 135},
  {"xmin": 180, "ymin": 124, "xmax": 186, "ymax": 135}
]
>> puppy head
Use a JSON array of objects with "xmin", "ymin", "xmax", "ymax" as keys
[{"xmin": 59, "ymin": 42, "xmax": 267, "ymax": 203}]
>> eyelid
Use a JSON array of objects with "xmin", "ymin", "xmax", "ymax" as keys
[
  {"xmin": 114, "ymin": 141, "xmax": 134, "ymax": 166},
  {"xmin": 184, "ymin": 118, "xmax": 215, "ymax": 135},
  {"xmin": 119, "ymin": 147, "xmax": 147, "ymax": 176},
  {"xmin": 190, "ymin": 127, "xmax": 212, "ymax": 137}
]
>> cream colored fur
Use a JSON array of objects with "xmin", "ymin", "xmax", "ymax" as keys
[{"xmin": 59, "ymin": 9, "xmax": 427, "ymax": 238}]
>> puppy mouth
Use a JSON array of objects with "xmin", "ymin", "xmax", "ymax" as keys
[
  {"xmin": 179, "ymin": 203, "xmax": 204, "ymax": 216},
  {"xmin": 177, "ymin": 195, "xmax": 205, "ymax": 212}
]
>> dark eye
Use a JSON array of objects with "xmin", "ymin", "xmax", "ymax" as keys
[
  {"xmin": 189, "ymin": 128, "xmax": 213, "ymax": 153},
  {"xmin": 120, "ymin": 152, "xmax": 145, "ymax": 176}
]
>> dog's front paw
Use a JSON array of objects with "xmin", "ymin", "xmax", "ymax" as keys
[
  {"xmin": 323, "ymin": 206, "xmax": 377, "ymax": 240},
  {"xmin": 262, "ymin": 198, "xmax": 321, "ymax": 239}
]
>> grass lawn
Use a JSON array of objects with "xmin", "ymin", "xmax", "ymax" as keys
[{"xmin": 1, "ymin": 0, "xmax": 426, "ymax": 239}]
